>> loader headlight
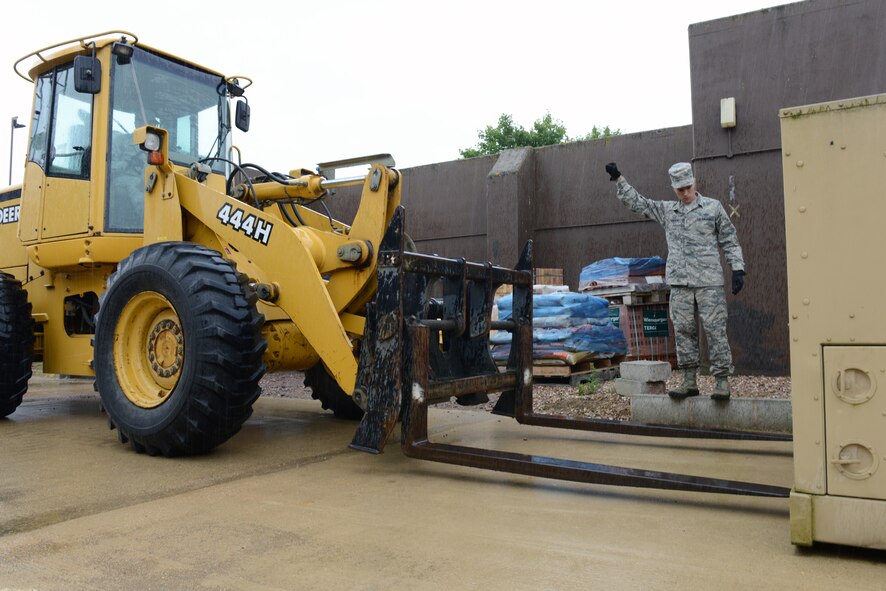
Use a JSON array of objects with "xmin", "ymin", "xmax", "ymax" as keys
[
  {"xmin": 112, "ymin": 42, "xmax": 134, "ymax": 65},
  {"xmin": 134, "ymin": 127, "xmax": 166, "ymax": 166},
  {"xmin": 142, "ymin": 132, "xmax": 161, "ymax": 152}
]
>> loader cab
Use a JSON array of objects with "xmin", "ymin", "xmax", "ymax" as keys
[
  {"xmin": 7, "ymin": 32, "xmax": 243, "ymax": 377},
  {"xmin": 19, "ymin": 37, "xmax": 232, "ymax": 255}
]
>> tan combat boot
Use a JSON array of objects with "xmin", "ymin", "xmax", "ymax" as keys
[
  {"xmin": 668, "ymin": 369, "xmax": 700, "ymax": 399},
  {"xmin": 711, "ymin": 376, "xmax": 731, "ymax": 401}
]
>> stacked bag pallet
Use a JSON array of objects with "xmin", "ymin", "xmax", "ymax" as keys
[
  {"xmin": 578, "ymin": 256, "xmax": 667, "ymax": 291},
  {"xmin": 578, "ymin": 256, "xmax": 676, "ymax": 366},
  {"xmin": 491, "ymin": 288, "xmax": 627, "ymax": 369}
]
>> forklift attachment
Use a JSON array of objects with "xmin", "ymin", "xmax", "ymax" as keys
[{"xmin": 352, "ymin": 207, "xmax": 790, "ymax": 498}]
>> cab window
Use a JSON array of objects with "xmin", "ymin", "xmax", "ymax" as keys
[
  {"xmin": 27, "ymin": 65, "xmax": 93, "ymax": 179},
  {"xmin": 106, "ymin": 46, "xmax": 229, "ymax": 233},
  {"xmin": 27, "ymin": 74, "xmax": 53, "ymax": 169},
  {"xmin": 48, "ymin": 66, "xmax": 93, "ymax": 178}
]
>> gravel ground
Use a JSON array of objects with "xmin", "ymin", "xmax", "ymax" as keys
[
  {"xmin": 30, "ymin": 364, "xmax": 791, "ymax": 423},
  {"xmin": 260, "ymin": 370, "xmax": 791, "ymax": 422}
]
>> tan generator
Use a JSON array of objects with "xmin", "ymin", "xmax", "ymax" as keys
[{"xmin": 781, "ymin": 93, "xmax": 886, "ymax": 549}]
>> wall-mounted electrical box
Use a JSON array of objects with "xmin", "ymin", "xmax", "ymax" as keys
[{"xmin": 720, "ymin": 97, "xmax": 737, "ymax": 128}]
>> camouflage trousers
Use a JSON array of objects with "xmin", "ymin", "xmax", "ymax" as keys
[{"xmin": 669, "ymin": 286, "xmax": 734, "ymax": 377}]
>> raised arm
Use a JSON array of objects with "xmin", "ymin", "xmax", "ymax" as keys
[{"xmin": 605, "ymin": 162, "xmax": 667, "ymax": 225}]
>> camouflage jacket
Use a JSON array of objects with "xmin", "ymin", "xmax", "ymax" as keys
[{"xmin": 616, "ymin": 178, "xmax": 745, "ymax": 287}]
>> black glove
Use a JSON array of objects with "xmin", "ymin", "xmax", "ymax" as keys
[
  {"xmin": 731, "ymin": 270, "xmax": 745, "ymax": 295},
  {"xmin": 605, "ymin": 162, "xmax": 621, "ymax": 182}
]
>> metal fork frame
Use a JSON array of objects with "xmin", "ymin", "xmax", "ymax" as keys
[
  {"xmin": 403, "ymin": 322, "xmax": 789, "ymax": 497},
  {"xmin": 352, "ymin": 207, "xmax": 790, "ymax": 498}
]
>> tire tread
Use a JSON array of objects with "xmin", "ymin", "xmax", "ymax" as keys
[
  {"xmin": 95, "ymin": 243, "xmax": 266, "ymax": 456},
  {"xmin": 0, "ymin": 273, "xmax": 33, "ymax": 418}
]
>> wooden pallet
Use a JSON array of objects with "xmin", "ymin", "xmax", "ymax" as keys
[
  {"xmin": 609, "ymin": 290, "xmax": 669, "ymax": 306},
  {"xmin": 531, "ymin": 355, "xmax": 625, "ymax": 384},
  {"xmin": 584, "ymin": 283, "xmax": 670, "ymax": 306}
]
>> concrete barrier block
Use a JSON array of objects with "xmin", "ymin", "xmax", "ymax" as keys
[
  {"xmin": 619, "ymin": 361, "xmax": 672, "ymax": 383},
  {"xmin": 614, "ymin": 378, "xmax": 666, "ymax": 396},
  {"xmin": 630, "ymin": 395, "xmax": 792, "ymax": 433}
]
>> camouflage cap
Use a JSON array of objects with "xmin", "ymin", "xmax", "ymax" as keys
[{"xmin": 668, "ymin": 162, "xmax": 695, "ymax": 189}]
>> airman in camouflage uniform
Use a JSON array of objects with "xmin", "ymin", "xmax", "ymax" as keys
[{"xmin": 604, "ymin": 162, "xmax": 745, "ymax": 400}]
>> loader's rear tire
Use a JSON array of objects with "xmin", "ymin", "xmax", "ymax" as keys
[
  {"xmin": 304, "ymin": 363, "xmax": 364, "ymax": 420},
  {"xmin": 93, "ymin": 243, "xmax": 266, "ymax": 456},
  {"xmin": 0, "ymin": 273, "xmax": 34, "ymax": 418}
]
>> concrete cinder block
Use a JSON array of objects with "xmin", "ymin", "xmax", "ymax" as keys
[
  {"xmin": 614, "ymin": 378, "xmax": 666, "ymax": 396},
  {"xmin": 619, "ymin": 360, "xmax": 672, "ymax": 383},
  {"xmin": 630, "ymin": 395, "xmax": 792, "ymax": 433}
]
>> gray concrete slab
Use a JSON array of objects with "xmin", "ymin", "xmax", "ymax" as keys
[
  {"xmin": 0, "ymin": 381, "xmax": 882, "ymax": 590},
  {"xmin": 614, "ymin": 377, "xmax": 666, "ymax": 395},
  {"xmin": 620, "ymin": 360, "xmax": 672, "ymax": 382}
]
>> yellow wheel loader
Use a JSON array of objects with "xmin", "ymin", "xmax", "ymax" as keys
[
  {"xmin": 0, "ymin": 32, "xmax": 789, "ymax": 499},
  {"xmin": 0, "ymin": 31, "xmax": 534, "ymax": 458}
]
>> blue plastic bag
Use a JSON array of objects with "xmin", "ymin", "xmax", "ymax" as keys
[{"xmin": 579, "ymin": 256, "xmax": 665, "ymax": 288}]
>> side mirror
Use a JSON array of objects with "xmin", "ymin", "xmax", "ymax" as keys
[
  {"xmin": 74, "ymin": 55, "xmax": 101, "ymax": 94},
  {"xmin": 235, "ymin": 100, "xmax": 250, "ymax": 132}
]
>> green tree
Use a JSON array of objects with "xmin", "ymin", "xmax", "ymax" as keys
[
  {"xmin": 572, "ymin": 125, "xmax": 620, "ymax": 141},
  {"xmin": 459, "ymin": 112, "xmax": 620, "ymax": 158}
]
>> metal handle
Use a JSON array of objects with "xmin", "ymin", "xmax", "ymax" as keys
[{"xmin": 831, "ymin": 458, "xmax": 861, "ymax": 466}]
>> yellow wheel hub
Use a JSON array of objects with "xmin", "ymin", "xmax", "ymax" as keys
[{"xmin": 114, "ymin": 291, "xmax": 184, "ymax": 408}]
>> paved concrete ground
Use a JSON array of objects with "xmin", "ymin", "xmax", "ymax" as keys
[{"xmin": 1, "ymin": 377, "xmax": 884, "ymax": 590}]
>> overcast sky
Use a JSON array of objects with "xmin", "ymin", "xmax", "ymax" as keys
[{"xmin": 1, "ymin": 0, "xmax": 790, "ymax": 185}]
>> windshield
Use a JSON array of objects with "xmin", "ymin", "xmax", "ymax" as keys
[{"xmin": 107, "ymin": 46, "xmax": 230, "ymax": 232}]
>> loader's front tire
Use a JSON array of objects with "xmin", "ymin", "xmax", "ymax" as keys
[
  {"xmin": 0, "ymin": 273, "xmax": 34, "ymax": 418},
  {"xmin": 93, "ymin": 243, "xmax": 266, "ymax": 456},
  {"xmin": 304, "ymin": 363, "xmax": 364, "ymax": 420}
]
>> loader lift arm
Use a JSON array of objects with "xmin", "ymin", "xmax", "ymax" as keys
[
  {"xmin": 354, "ymin": 208, "xmax": 790, "ymax": 498},
  {"xmin": 137, "ymin": 126, "xmax": 400, "ymax": 394}
]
